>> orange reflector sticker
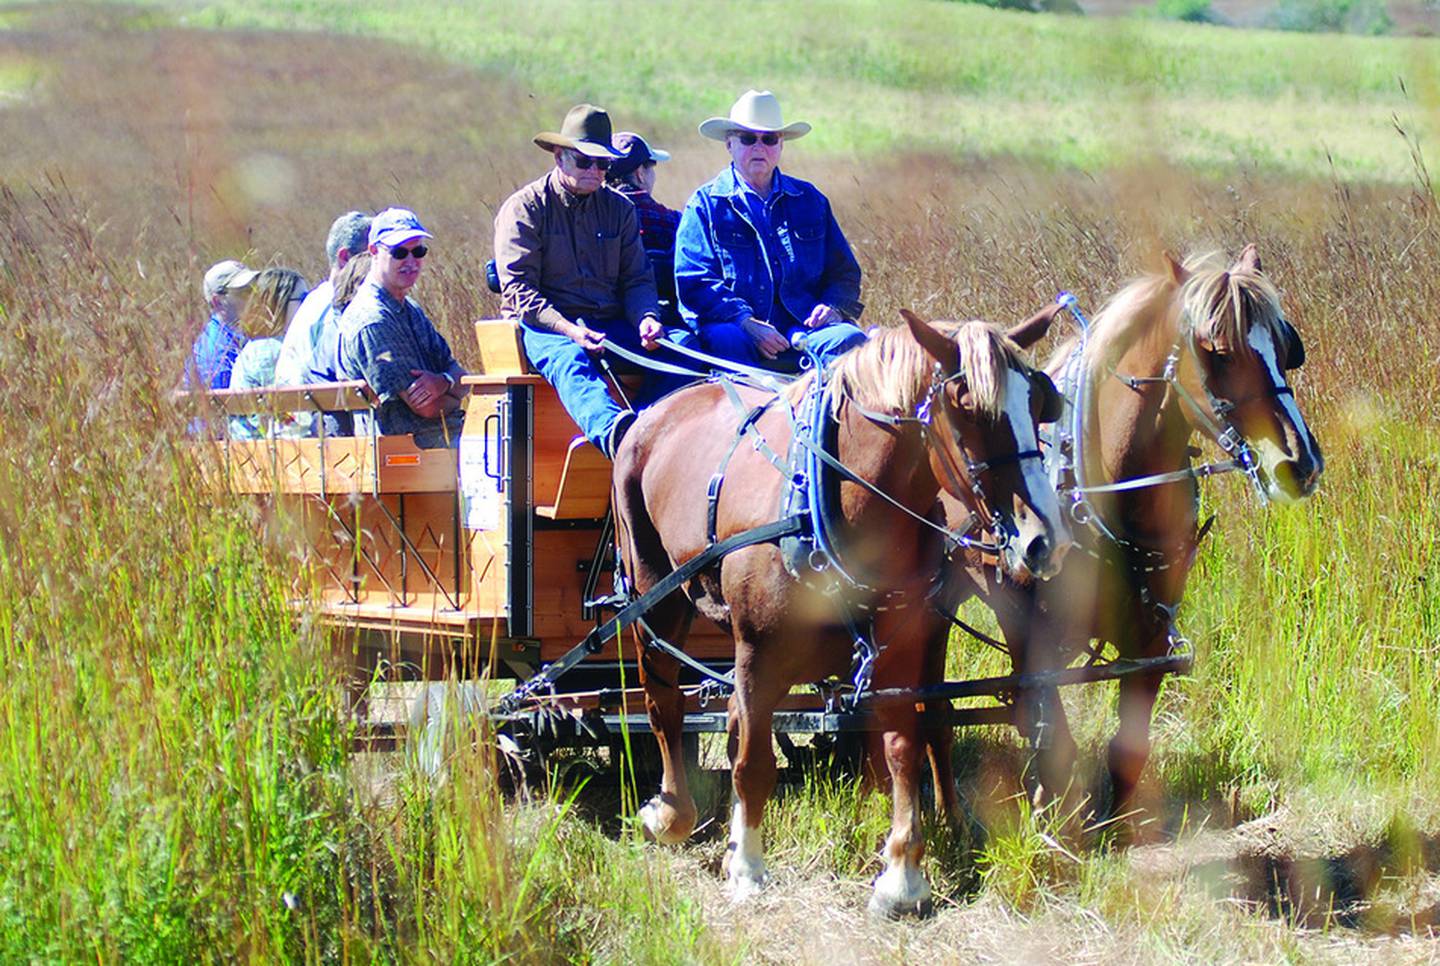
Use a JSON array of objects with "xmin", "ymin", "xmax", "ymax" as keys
[{"xmin": 384, "ymin": 454, "xmax": 422, "ymax": 467}]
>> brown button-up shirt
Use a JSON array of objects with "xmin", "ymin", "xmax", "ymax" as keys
[{"xmin": 494, "ymin": 169, "xmax": 660, "ymax": 333}]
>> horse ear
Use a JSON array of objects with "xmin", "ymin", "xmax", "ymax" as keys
[
  {"xmin": 1234, "ymin": 243, "xmax": 1262, "ymax": 274},
  {"xmin": 901, "ymin": 308, "xmax": 959, "ymax": 372},
  {"xmin": 1006, "ymin": 302, "xmax": 1063, "ymax": 350},
  {"xmin": 1163, "ymin": 251, "xmax": 1189, "ymax": 284}
]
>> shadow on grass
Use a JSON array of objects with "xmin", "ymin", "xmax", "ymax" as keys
[{"xmin": 1185, "ymin": 828, "xmax": 1440, "ymax": 934}]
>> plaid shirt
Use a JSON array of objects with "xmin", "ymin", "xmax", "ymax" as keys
[
  {"xmin": 337, "ymin": 281, "xmax": 463, "ymax": 447},
  {"xmin": 614, "ymin": 183, "xmax": 680, "ymax": 303}
]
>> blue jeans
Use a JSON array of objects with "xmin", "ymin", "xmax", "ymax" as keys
[
  {"xmin": 698, "ymin": 320, "xmax": 866, "ymax": 373},
  {"xmin": 520, "ymin": 319, "xmax": 699, "ymax": 447}
]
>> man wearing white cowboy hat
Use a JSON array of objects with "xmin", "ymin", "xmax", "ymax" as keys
[
  {"xmin": 495, "ymin": 104, "xmax": 697, "ymax": 459},
  {"xmin": 675, "ymin": 89, "xmax": 865, "ymax": 371}
]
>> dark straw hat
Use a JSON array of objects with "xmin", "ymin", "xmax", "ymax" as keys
[{"xmin": 533, "ymin": 104, "xmax": 623, "ymax": 158}]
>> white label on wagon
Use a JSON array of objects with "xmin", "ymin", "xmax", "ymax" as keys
[{"xmin": 459, "ymin": 435, "xmax": 500, "ymax": 531}]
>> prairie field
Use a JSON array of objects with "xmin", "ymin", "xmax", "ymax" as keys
[{"xmin": 2, "ymin": 1, "xmax": 1440, "ymax": 962}]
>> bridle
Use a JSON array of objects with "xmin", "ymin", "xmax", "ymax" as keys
[
  {"xmin": 1055, "ymin": 292, "xmax": 1291, "ymax": 529},
  {"xmin": 835, "ymin": 357, "xmax": 1047, "ymax": 562}
]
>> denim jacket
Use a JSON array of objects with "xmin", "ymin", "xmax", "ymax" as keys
[{"xmin": 675, "ymin": 165, "xmax": 863, "ymax": 332}]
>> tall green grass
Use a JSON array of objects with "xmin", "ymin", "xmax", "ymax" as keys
[{"xmin": 0, "ymin": 188, "xmax": 737, "ymax": 962}]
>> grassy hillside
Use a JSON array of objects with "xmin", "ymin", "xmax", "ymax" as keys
[{"xmin": 130, "ymin": 0, "xmax": 1440, "ymax": 180}]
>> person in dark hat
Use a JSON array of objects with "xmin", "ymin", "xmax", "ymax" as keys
[
  {"xmin": 605, "ymin": 132, "xmax": 681, "ymax": 314},
  {"xmin": 494, "ymin": 105, "xmax": 696, "ymax": 459}
]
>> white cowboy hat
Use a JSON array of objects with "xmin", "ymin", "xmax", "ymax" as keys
[{"xmin": 698, "ymin": 90, "xmax": 811, "ymax": 142}]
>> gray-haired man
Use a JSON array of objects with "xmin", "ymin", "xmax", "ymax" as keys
[{"xmin": 274, "ymin": 210, "xmax": 372, "ymax": 388}]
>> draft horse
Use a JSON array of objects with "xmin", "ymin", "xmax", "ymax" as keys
[
  {"xmin": 612, "ymin": 311, "xmax": 1071, "ymax": 915},
  {"xmin": 927, "ymin": 244, "xmax": 1324, "ymax": 822}
]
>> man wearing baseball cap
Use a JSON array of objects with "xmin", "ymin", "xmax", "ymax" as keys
[
  {"xmin": 186, "ymin": 258, "xmax": 258, "ymax": 390},
  {"xmin": 605, "ymin": 132, "xmax": 682, "ymax": 314},
  {"xmin": 493, "ymin": 104, "xmax": 696, "ymax": 460},
  {"xmin": 335, "ymin": 207, "xmax": 467, "ymax": 448},
  {"xmin": 675, "ymin": 90, "xmax": 865, "ymax": 372}
]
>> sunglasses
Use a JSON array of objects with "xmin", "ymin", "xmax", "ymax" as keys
[
  {"xmin": 569, "ymin": 154, "xmax": 611, "ymax": 171},
  {"xmin": 736, "ymin": 132, "xmax": 781, "ymax": 147},
  {"xmin": 387, "ymin": 244, "xmax": 428, "ymax": 260}
]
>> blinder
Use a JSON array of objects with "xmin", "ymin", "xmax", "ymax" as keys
[
  {"xmin": 1278, "ymin": 317, "xmax": 1305, "ymax": 370},
  {"xmin": 1031, "ymin": 370, "xmax": 1063, "ymax": 423}
]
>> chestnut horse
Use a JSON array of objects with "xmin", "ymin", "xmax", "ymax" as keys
[
  {"xmin": 612, "ymin": 311, "xmax": 1071, "ymax": 915},
  {"xmin": 927, "ymin": 244, "xmax": 1323, "ymax": 822}
]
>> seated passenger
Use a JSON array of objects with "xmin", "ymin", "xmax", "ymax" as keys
[
  {"xmin": 494, "ymin": 104, "xmax": 697, "ymax": 459},
  {"xmin": 275, "ymin": 211, "xmax": 371, "ymax": 388},
  {"xmin": 675, "ymin": 90, "xmax": 865, "ymax": 372},
  {"xmin": 229, "ymin": 267, "xmax": 309, "ymax": 439},
  {"xmin": 605, "ymin": 132, "xmax": 680, "ymax": 318},
  {"xmin": 305, "ymin": 251, "xmax": 372, "ymax": 437},
  {"xmin": 336, "ymin": 208, "xmax": 467, "ymax": 448},
  {"xmin": 186, "ymin": 259, "xmax": 257, "ymax": 390}
]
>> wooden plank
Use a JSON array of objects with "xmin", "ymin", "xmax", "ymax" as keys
[
  {"xmin": 316, "ymin": 594, "xmax": 480, "ymax": 628},
  {"xmin": 193, "ymin": 436, "xmax": 458, "ymax": 495},
  {"xmin": 532, "ymin": 385, "xmax": 581, "ymax": 507},
  {"xmin": 176, "ymin": 380, "xmax": 377, "ymax": 415},
  {"xmin": 192, "ymin": 438, "xmax": 372, "ymax": 494},
  {"xmin": 474, "ymin": 319, "xmax": 529, "ymax": 375},
  {"xmin": 373, "ymin": 436, "xmax": 457, "ymax": 493},
  {"xmin": 536, "ymin": 436, "xmax": 611, "ymax": 519}
]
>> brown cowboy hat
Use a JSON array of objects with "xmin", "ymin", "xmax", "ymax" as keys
[{"xmin": 533, "ymin": 104, "xmax": 623, "ymax": 159}]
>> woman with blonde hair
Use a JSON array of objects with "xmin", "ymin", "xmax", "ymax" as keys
[{"xmin": 230, "ymin": 266, "xmax": 309, "ymax": 438}]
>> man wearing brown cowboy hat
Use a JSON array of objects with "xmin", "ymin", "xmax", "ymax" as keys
[
  {"xmin": 494, "ymin": 104, "xmax": 696, "ymax": 459},
  {"xmin": 675, "ymin": 90, "xmax": 865, "ymax": 372}
]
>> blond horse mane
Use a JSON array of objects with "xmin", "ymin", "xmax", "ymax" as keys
[
  {"xmin": 813, "ymin": 320, "xmax": 1021, "ymax": 421},
  {"xmin": 1047, "ymin": 251, "xmax": 1288, "ymax": 412}
]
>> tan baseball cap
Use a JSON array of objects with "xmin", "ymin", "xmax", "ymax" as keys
[{"xmin": 203, "ymin": 259, "xmax": 259, "ymax": 299}]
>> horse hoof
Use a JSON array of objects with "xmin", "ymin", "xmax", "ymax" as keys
[
  {"xmin": 867, "ymin": 892, "xmax": 934, "ymax": 920},
  {"xmin": 639, "ymin": 795, "xmax": 695, "ymax": 845},
  {"xmin": 868, "ymin": 867, "xmax": 933, "ymax": 920},
  {"xmin": 725, "ymin": 869, "xmax": 770, "ymax": 902}
]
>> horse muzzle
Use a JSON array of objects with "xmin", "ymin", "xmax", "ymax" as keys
[{"xmin": 1002, "ymin": 513, "xmax": 1073, "ymax": 582}]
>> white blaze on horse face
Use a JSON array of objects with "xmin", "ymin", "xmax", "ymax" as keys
[
  {"xmin": 1245, "ymin": 323, "xmax": 1318, "ymax": 503},
  {"xmin": 999, "ymin": 365, "xmax": 1070, "ymax": 578},
  {"xmin": 725, "ymin": 800, "xmax": 769, "ymax": 900}
]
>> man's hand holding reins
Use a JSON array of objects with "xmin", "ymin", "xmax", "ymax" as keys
[
  {"xmin": 568, "ymin": 320, "xmax": 607, "ymax": 354},
  {"xmin": 743, "ymin": 317, "xmax": 790, "ymax": 359},
  {"xmin": 802, "ymin": 303, "xmax": 841, "ymax": 329},
  {"xmin": 639, "ymin": 315, "xmax": 664, "ymax": 350}
]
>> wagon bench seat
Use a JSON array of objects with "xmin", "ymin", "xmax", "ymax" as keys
[{"xmin": 180, "ymin": 380, "xmax": 462, "ymax": 496}]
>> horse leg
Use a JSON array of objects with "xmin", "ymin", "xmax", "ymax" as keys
[
  {"xmin": 1003, "ymin": 602, "xmax": 1079, "ymax": 806},
  {"xmin": 1107, "ymin": 670, "xmax": 1163, "ymax": 820},
  {"xmin": 723, "ymin": 659, "xmax": 788, "ymax": 899},
  {"xmin": 869, "ymin": 706, "xmax": 934, "ymax": 919},
  {"xmin": 611, "ymin": 465, "xmax": 698, "ymax": 844},
  {"xmin": 635, "ymin": 598, "xmax": 698, "ymax": 845},
  {"xmin": 920, "ymin": 615, "xmax": 962, "ymax": 825},
  {"xmin": 1019, "ymin": 685, "xmax": 1078, "ymax": 807}
]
